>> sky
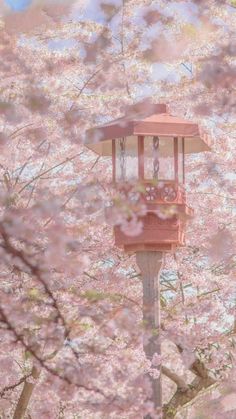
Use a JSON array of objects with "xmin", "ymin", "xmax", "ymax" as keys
[
  {"xmin": 4, "ymin": 0, "xmax": 199, "ymax": 20},
  {"xmin": 9, "ymin": 0, "xmax": 199, "ymax": 85},
  {"xmin": 5, "ymin": 0, "xmax": 32, "ymax": 11}
]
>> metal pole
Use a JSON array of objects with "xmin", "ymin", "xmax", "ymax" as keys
[{"xmin": 136, "ymin": 251, "xmax": 163, "ymax": 419}]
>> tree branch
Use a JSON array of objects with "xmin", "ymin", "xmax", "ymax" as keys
[
  {"xmin": 162, "ymin": 366, "xmax": 189, "ymax": 392},
  {"xmin": 0, "ymin": 373, "xmax": 32, "ymax": 398},
  {"xmin": 17, "ymin": 152, "xmax": 84, "ymax": 195},
  {"xmin": 0, "ymin": 304, "xmax": 107, "ymax": 399},
  {"xmin": 163, "ymin": 344, "xmax": 216, "ymax": 418},
  {"xmin": 163, "ymin": 375, "xmax": 216, "ymax": 418},
  {"xmin": 0, "ymin": 224, "xmax": 83, "ymax": 365},
  {"xmin": 13, "ymin": 366, "xmax": 41, "ymax": 419}
]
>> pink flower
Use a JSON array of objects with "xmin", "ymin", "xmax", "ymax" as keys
[
  {"xmin": 152, "ymin": 353, "xmax": 162, "ymax": 367},
  {"xmin": 120, "ymin": 217, "xmax": 143, "ymax": 237}
]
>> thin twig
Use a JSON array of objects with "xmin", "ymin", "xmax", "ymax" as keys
[
  {"xmin": 0, "ymin": 373, "xmax": 32, "ymax": 398},
  {"xmin": 17, "ymin": 152, "xmax": 84, "ymax": 195}
]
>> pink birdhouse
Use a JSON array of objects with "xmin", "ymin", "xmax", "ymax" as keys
[{"xmin": 85, "ymin": 104, "xmax": 211, "ymax": 253}]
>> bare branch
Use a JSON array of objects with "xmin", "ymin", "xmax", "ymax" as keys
[
  {"xmin": 0, "ymin": 373, "xmax": 32, "ymax": 398},
  {"xmin": 17, "ymin": 152, "xmax": 84, "ymax": 195}
]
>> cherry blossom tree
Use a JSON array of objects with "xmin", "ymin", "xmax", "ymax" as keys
[{"xmin": 0, "ymin": 0, "xmax": 235, "ymax": 418}]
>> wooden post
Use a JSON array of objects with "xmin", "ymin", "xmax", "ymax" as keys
[
  {"xmin": 138, "ymin": 136, "xmax": 144, "ymax": 180},
  {"xmin": 112, "ymin": 139, "xmax": 116, "ymax": 183},
  {"xmin": 174, "ymin": 137, "xmax": 178, "ymax": 183},
  {"xmin": 136, "ymin": 251, "xmax": 163, "ymax": 418}
]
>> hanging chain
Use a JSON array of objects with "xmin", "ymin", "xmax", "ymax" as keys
[
  {"xmin": 153, "ymin": 136, "xmax": 160, "ymax": 179},
  {"xmin": 119, "ymin": 137, "xmax": 126, "ymax": 181}
]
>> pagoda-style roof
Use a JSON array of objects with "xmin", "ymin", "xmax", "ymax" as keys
[{"xmin": 85, "ymin": 103, "xmax": 211, "ymax": 156}]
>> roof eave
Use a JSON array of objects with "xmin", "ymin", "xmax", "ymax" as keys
[{"xmin": 85, "ymin": 122, "xmax": 134, "ymax": 144}]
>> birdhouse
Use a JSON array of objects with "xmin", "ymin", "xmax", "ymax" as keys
[{"xmin": 85, "ymin": 104, "xmax": 211, "ymax": 253}]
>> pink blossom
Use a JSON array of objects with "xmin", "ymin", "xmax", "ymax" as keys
[{"xmin": 120, "ymin": 217, "xmax": 143, "ymax": 237}]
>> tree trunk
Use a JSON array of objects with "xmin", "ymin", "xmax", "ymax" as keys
[
  {"xmin": 136, "ymin": 251, "xmax": 163, "ymax": 419},
  {"xmin": 13, "ymin": 366, "xmax": 40, "ymax": 419}
]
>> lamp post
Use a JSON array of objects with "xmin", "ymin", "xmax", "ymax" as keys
[{"xmin": 85, "ymin": 103, "xmax": 211, "ymax": 417}]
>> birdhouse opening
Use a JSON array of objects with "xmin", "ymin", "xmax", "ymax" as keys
[
  {"xmin": 113, "ymin": 137, "xmax": 138, "ymax": 182},
  {"xmin": 112, "ymin": 135, "xmax": 185, "ymax": 185}
]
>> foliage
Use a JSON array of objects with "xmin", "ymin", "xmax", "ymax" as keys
[{"xmin": 0, "ymin": 0, "xmax": 235, "ymax": 418}]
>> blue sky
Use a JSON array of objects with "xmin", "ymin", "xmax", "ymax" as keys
[
  {"xmin": 5, "ymin": 0, "xmax": 32, "ymax": 11},
  {"xmin": 5, "ymin": 0, "xmax": 199, "ymax": 22}
]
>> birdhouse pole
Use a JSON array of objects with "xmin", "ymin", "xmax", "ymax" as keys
[{"xmin": 136, "ymin": 251, "xmax": 163, "ymax": 417}]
